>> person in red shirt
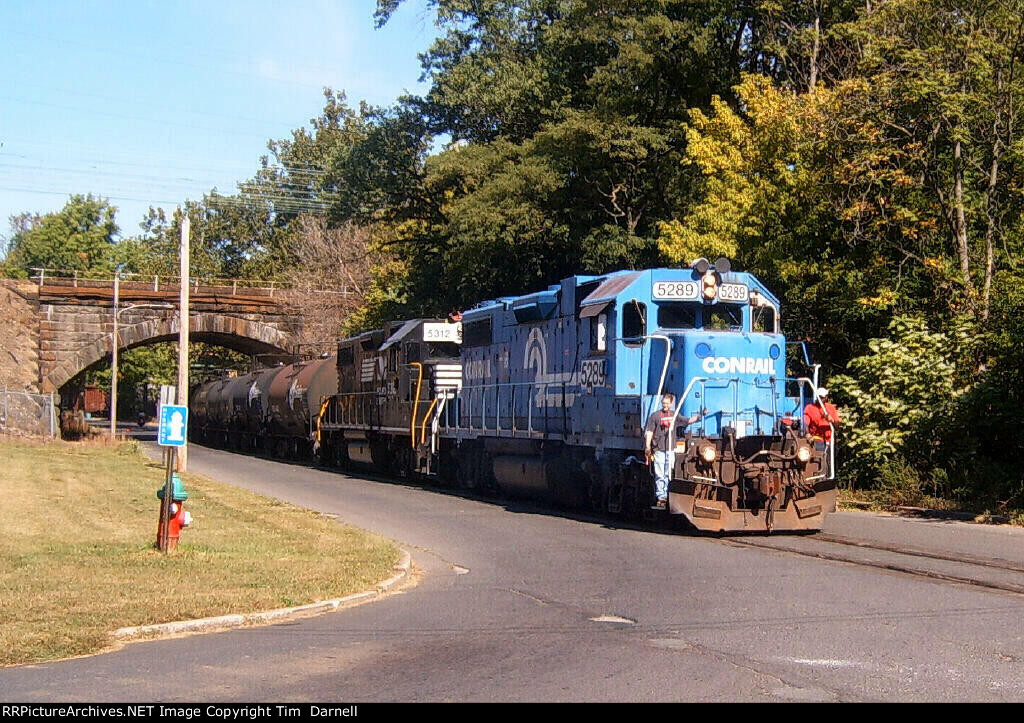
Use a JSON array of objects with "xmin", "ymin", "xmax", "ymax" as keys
[{"xmin": 803, "ymin": 387, "xmax": 840, "ymax": 443}]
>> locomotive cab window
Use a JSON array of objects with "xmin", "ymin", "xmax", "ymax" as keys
[
  {"xmin": 622, "ymin": 300, "xmax": 646, "ymax": 346},
  {"xmin": 590, "ymin": 313, "xmax": 608, "ymax": 353},
  {"xmin": 752, "ymin": 305, "xmax": 777, "ymax": 333},
  {"xmin": 404, "ymin": 342, "xmax": 422, "ymax": 364},
  {"xmin": 703, "ymin": 305, "xmax": 744, "ymax": 331},
  {"xmin": 656, "ymin": 303, "xmax": 698, "ymax": 329}
]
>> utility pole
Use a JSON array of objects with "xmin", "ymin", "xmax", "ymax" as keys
[
  {"xmin": 177, "ymin": 214, "xmax": 190, "ymax": 472},
  {"xmin": 109, "ymin": 272, "xmax": 120, "ymax": 439}
]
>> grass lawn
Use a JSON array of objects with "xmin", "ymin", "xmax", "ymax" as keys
[{"xmin": 0, "ymin": 437, "xmax": 400, "ymax": 667}]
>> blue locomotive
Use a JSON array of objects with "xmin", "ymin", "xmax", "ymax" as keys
[
  {"xmin": 194, "ymin": 259, "xmax": 837, "ymax": 533},
  {"xmin": 313, "ymin": 258, "xmax": 836, "ymax": 532}
]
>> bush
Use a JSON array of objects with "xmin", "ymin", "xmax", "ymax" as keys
[{"xmin": 830, "ymin": 315, "xmax": 976, "ymax": 495}]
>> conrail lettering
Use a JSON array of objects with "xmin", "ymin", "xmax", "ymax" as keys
[
  {"xmin": 701, "ymin": 356, "xmax": 774, "ymax": 375},
  {"xmin": 463, "ymin": 358, "xmax": 492, "ymax": 379}
]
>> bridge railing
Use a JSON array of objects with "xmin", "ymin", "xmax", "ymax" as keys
[
  {"xmin": 30, "ymin": 269, "xmax": 355, "ymax": 299},
  {"xmin": 30, "ymin": 268, "xmax": 285, "ymax": 297}
]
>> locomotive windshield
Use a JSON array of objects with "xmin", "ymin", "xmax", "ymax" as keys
[
  {"xmin": 703, "ymin": 305, "xmax": 744, "ymax": 331},
  {"xmin": 426, "ymin": 342, "xmax": 460, "ymax": 359},
  {"xmin": 656, "ymin": 303, "xmax": 698, "ymax": 329},
  {"xmin": 654, "ymin": 302, "xmax": 746, "ymax": 331},
  {"xmin": 752, "ymin": 305, "xmax": 777, "ymax": 333}
]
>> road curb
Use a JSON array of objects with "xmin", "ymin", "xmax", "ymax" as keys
[
  {"xmin": 841, "ymin": 500, "xmax": 1012, "ymax": 525},
  {"xmin": 895, "ymin": 506, "xmax": 1011, "ymax": 524},
  {"xmin": 113, "ymin": 548, "xmax": 412, "ymax": 641}
]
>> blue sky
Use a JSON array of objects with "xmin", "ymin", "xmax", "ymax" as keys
[{"xmin": 0, "ymin": 0, "xmax": 436, "ymax": 242}]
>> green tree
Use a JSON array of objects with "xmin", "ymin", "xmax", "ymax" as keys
[
  {"xmin": 831, "ymin": 0, "xmax": 1024, "ymax": 322},
  {"xmin": 2, "ymin": 195, "xmax": 119, "ymax": 277},
  {"xmin": 830, "ymin": 316, "xmax": 976, "ymax": 497}
]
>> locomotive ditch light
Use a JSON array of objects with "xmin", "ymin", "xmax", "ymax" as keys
[
  {"xmin": 796, "ymin": 443, "xmax": 811, "ymax": 463},
  {"xmin": 700, "ymin": 444, "xmax": 717, "ymax": 464}
]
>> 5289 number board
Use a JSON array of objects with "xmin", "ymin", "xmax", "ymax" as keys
[
  {"xmin": 652, "ymin": 281, "xmax": 749, "ymax": 302},
  {"xmin": 652, "ymin": 281, "xmax": 699, "ymax": 300}
]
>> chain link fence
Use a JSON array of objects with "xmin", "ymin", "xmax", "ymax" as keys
[{"xmin": 0, "ymin": 388, "xmax": 57, "ymax": 438}]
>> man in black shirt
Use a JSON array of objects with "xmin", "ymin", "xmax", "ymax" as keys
[{"xmin": 644, "ymin": 393, "xmax": 701, "ymax": 508}]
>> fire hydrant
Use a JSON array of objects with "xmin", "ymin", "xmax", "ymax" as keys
[{"xmin": 156, "ymin": 473, "xmax": 191, "ymax": 551}]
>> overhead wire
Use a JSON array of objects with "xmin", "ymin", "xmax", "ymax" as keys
[{"xmin": 2, "ymin": 7, "xmax": 432, "ymax": 221}]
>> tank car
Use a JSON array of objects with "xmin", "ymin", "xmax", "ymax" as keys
[
  {"xmin": 190, "ymin": 376, "xmax": 235, "ymax": 446},
  {"xmin": 264, "ymin": 356, "xmax": 338, "ymax": 457}
]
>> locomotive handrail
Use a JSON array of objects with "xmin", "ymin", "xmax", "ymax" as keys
[
  {"xmin": 790, "ymin": 377, "xmax": 835, "ymax": 481},
  {"xmin": 672, "ymin": 376, "xmax": 710, "ymax": 436},
  {"xmin": 447, "ymin": 380, "xmax": 568, "ymax": 439},
  {"xmin": 324, "ymin": 391, "xmax": 381, "ymax": 429},
  {"xmin": 673, "ymin": 376, "xmax": 781, "ymax": 438},
  {"xmin": 409, "ymin": 362, "xmax": 424, "ymax": 449},
  {"xmin": 315, "ymin": 397, "xmax": 330, "ymax": 447},
  {"xmin": 623, "ymin": 334, "xmax": 673, "ymax": 424},
  {"xmin": 420, "ymin": 397, "xmax": 439, "ymax": 445},
  {"xmin": 645, "ymin": 334, "xmax": 672, "ymax": 423},
  {"xmin": 753, "ymin": 376, "xmax": 779, "ymax": 428},
  {"xmin": 693, "ymin": 377, "xmax": 741, "ymax": 436},
  {"xmin": 775, "ymin": 376, "xmax": 836, "ymax": 481}
]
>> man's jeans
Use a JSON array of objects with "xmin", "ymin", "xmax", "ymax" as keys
[{"xmin": 652, "ymin": 450, "xmax": 674, "ymax": 500}]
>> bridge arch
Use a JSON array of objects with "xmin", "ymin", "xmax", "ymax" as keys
[{"xmin": 43, "ymin": 312, "xmax": 293, "ymax": 393}]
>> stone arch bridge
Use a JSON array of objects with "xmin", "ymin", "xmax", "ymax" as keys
[{"xmin": 31, "ymin": 274, "xmax": 306, "ymax": 394}]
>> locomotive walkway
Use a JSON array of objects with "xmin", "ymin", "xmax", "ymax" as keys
[{"xmin": 13, "ymin": 270, "xmax": 307, "ymax": 394}]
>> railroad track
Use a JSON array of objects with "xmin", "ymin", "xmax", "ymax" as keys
[
  {"xmin": 725, "ymin": 532, "xmax": 1024, "ymax": 596},
  {"xmin": 189, "ymin": 443, "xmax": 1024, "ymax": 596}
]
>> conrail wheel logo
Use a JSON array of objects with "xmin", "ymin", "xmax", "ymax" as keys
[{"xmin": 702, "ymin": 357, "xmax": 775, "ymax": 375}]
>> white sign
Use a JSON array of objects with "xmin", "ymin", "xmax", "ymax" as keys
[
  {"xmin": 717, "ymin": 283, "xmax": 749, "ymax": 302},
  {"xmin": 653, "ymin": 281, "xmax": 699, "ymax": 300},
  {"xmin": 423, "ymin": 322, "xmax": 462, "ymax": 343},
  {"xmin": 158, "ymin": 404, "xmax": 189, "ymax": 447}
]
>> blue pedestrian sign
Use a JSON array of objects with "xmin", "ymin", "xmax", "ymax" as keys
[{"xmin": 158, "ymin": 405, "xmax": 189, "ymax": 447}]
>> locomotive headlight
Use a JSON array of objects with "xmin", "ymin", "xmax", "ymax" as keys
[
  {"xmin": 702, "ymin": 271, "xmax": 718, "ymax": 300},
  {"xmin": 700, "ymin": 445, "xmax": 717, "ymax": 464},
  {"xmin": 796, "ymin": 444, "xmax": 811, "ymax": 463}
]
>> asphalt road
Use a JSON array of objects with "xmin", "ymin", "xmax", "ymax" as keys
[{"xmin": 2, "ymin": 443, "xmax": 1023, "ymax": 702}]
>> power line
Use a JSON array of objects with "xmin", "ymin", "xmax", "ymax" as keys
[
  {"xmin": 1, "ymin": 137, "xmax": 348, "ymax": 175},
  {"xmin": 0, "ymin": 160, "xmax": 331, "ymax": 190},
  {"xmin": 0, "ymin": 95, "xmax": 284, "ymax": 143}
]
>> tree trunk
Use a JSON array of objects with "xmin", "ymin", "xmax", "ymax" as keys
[
  {"xmin": 809, "ymin": 6, "xmax": 821, "ymax": 94},
  {"xmin": 953, "ymin": 139, "xmax": 976, "ymax": 306},
  {"xmin": 982, "ymin": 151, "xmax": 999, "ymax": 321}
]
